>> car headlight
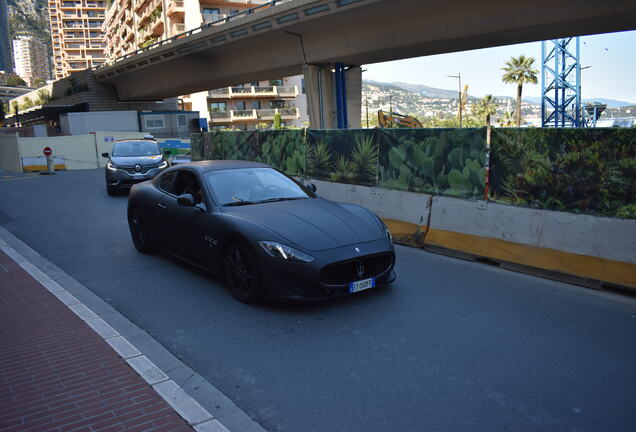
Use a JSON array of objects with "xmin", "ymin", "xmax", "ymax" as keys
[
  {"xmin": 107, "ymin": 162, "xmax": 118, "ymax": 171},
  {"xmin": 157, "ymin": 160, "xmax": 168, "ymax": 169},
  {"xmin": 258, "ymin": 241, "xmax": 314, "ymax": 263},
  {"xmin": 379, "ymin": 219, "xmax": 393, "ymax": 243}
]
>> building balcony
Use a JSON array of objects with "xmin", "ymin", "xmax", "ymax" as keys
[
  {"xmin": 151, "ymin": 19, "xmax": 164, "ymax": 36},
  {"xmin": 135, "ymin": 0, "xmax": 152, "ymax": 12},
  {"xmin": 171, "ymin": 22, "xmax": 185, "ymax": 35},
  {"xmin": 208, "ymin": 108, "xmax": 299, "ymax": 124},
  {"xmin": 167, "ymin": 0, "xmax": 184, "ymax": 17},
  {"xmin": 208, "ymin": 85, "xmax": 298, "ymax": 100}
]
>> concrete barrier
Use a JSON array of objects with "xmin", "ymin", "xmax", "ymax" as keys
[
  {"xmin": 0, "ymin": 133, "xmax": 22, "ymax": 172},
  {"xmin": 311, "ymin": 179, "xmax": 636, "ymax": 290}
]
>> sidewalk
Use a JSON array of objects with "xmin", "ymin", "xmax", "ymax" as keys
[{"xmin": 0, "ymin": 248, "xmax": 195, "ymax": 432}]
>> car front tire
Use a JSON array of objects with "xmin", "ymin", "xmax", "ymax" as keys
[
  {"xmin": 106, "ymin": 185, "xmax": 118, "ymax": 196},
  {"xmin": 224, "ymin": 241, "xmax": 263, "ymax": 304},
  {"xmin": 128, "ymin": 207, "xmax": 156, "ymax": 253}
]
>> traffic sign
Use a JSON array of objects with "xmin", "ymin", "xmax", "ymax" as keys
[{"xmin": 43, "ymin": 147, "xmax": 52, "ymax": 156}]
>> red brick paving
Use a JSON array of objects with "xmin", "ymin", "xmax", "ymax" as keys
[{"xmin": 0, "ymin": 249, "xmax": 194, "ymax": 432}]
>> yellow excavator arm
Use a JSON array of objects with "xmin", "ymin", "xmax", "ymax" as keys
[{"xmin": 377, "ymin": 110, "xmax": 423, "ymax": 128}]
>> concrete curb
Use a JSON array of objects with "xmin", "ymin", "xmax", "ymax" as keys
[{"xmin": 0, "ymin": 225, "xmax": 267, "ymax": 432}]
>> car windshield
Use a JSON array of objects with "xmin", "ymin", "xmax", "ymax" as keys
[
  {"xmin": 205, "ymin": 168, "xmax": 309, "ymax": 206},
  {"xmin": 112, "ymin": 140, "xmax": 161, "ymax": 157}
]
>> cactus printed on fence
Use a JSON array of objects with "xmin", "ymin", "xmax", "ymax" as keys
[{"xmin": 377, "ymin": 128, "xmax": 487, "ymax": 198}]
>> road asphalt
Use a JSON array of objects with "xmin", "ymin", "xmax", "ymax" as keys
[{"xmin": 1, "ymin": 168, "xmax": 635, "ymax": 432}]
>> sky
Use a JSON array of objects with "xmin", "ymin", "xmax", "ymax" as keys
[{"xmin": 364, "ymin": 30, "xmax": 636, "ymax": 103}]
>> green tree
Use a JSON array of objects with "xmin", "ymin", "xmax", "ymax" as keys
[
  {"xmin": 501, "ymin": 55, "xmax": 538, "ymax": 127},
  {"xmin": 273, "ymin": 111, "xmax": 282, "ymax": 130},
  {"xmin": 33, "ymin": 78, "xmax": 47, "ymax": 87},
  {"xmin": 6, "ymin": 74, "xmax": 27, "ymax": 87},
  {"xmin": 475, "ymin": 94, "xmax": 498, "ymax": 128}
]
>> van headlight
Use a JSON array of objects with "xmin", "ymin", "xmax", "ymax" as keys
[
  {"xmin": 157, "ymin": 160, "xmax": 168, "ymax": 169},
  {"xmin": 258, "ymin": 241, "xmax": 313, "ymax": 262},
  {"xmin": 107, "ymin": 162, "xmax": 118, "ymax": 171}
]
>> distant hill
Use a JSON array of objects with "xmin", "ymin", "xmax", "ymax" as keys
[
  {"xmin": 524, "ymin": 96, "xmax": 635, "ymax": 108},
  {"xmin": 366, "ymin": 80, "xmax": 480, "ymax": 100},
  {"xmin": 6, "ymin": 0, "xmax": 52, "ymax": 59}
]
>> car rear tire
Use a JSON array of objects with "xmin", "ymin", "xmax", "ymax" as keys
[
  {"xmin": 106, "ymin": 185, "xmax": 118, "ymax": 196},
  {"xmin": 128, "ymin": 207, "xmax": 156, "ymax": 253},
  {"xmin": 224, "ymin": 241, "xmax": 262, "ymax": 304}
]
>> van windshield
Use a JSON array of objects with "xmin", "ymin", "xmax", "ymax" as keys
[{"xmin": 112, "ymin": 141, "xmax": 160, "ymax": 157}]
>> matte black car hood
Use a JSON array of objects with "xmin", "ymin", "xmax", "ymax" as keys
[
  {"xmin": 224, "ymin": 198, "xmax": 384, "ymax": 251},
  {"xmin": 111, "ymin": 155, "xmax": 163, "ymax": 166}
]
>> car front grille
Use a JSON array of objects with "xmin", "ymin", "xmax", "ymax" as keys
[
  {"xmin": 321, "ymin": 252, "xmax": 394, "ymax": 285},
  {"xmin": 120, "ymin": 166, "xmax": 152, "ymax": 174}
]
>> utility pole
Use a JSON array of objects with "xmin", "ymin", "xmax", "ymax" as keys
[{"xmin": 448, "ymin": 73, "xmax": 462, "ymax": 127}]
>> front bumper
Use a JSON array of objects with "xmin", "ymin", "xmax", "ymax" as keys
[
  {"xmin": 105, "ymin": 166, "xmax": 166, "ymax": 189},
  {"xmin": 256, "ymin": 237, "xmax": 396, "ymax": 301}
]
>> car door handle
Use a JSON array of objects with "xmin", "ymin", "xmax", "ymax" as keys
[{"xmin": 157, "ymin": 203, "xmax": 166, "ymax": 209}]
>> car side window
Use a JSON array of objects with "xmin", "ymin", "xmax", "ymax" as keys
[
  {"xmin": 158, "ymin": 171, "xmax": 177, "ymax": 194},
  {"xmin": 173, "ymin": 170, "xmax": 203, "ymax": 203}
]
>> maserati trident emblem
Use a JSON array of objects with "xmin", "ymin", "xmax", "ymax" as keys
[
  {"xmin": 134, "ymin": 164, "xmax": 141, "ymax": 172},
  {"xmin": 356, "ymin": 262, "xmax": 365, "ymax": 278}
]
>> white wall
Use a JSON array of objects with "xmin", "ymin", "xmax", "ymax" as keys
[
  {"xmin": 16, "ymin": 132, "xmax": 148, "ymax": 170},
  {"xmin": 60, "ymin": 111, "xmax": 139, "ymax": 135}
]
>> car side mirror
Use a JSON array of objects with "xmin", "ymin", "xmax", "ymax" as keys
[
  {"xmin": 101, "ymin": 152, "xmax": 109, "ymax": 158},
  {"xmin": 177, "ymin": 193, "xmax": 196, "ymax": 207},
  {"xmin": 306, "ymin": 183, "xmax": 317, "ymax": 193},
  {"xmin": 163, "ymin": 150, "xmax": 172, "ymax": 156}
]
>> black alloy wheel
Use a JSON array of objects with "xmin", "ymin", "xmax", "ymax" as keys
[
  {"xmin": 224, "ymin": 242, "xmax": 262, "ymax": 303},
  {"xmin": 128, "ymin": 207, "xmax": 155, "ymax": 253}
]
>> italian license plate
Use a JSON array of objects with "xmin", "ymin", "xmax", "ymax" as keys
[{"xmin": 349, "ymin": 277, "xmax": 375, "ymax": 293}]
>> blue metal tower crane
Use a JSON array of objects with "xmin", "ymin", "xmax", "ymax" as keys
[{"xmin": 541, "ymin": 37, "xmax": 581, "ymax": 127}]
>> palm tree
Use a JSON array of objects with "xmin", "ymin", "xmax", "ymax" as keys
[
  {"xmin": 498, "ymin": 111, "xmax": 515, "ymax": 127},
  {"xmin": 475, "ymin": 94, "xmax": 498, "ymax": 128},
  {"xmin": 501, "ymin": 55, "xmax": 538, "ymax": 127}
]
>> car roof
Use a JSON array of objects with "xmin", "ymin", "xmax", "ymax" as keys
[
  {"xmin": 169, "ymin": 160, "xmax": 272, "ymax": 173},
  {"xmin": 115, "ymin": 139, "xmax": 157, "ymax": 143}
]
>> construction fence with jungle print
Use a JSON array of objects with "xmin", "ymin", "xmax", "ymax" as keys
[{"xmin": 191, "ymin": 128, "xmax": 636, "ymax": 219}]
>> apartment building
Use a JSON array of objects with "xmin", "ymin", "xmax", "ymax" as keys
[
  {"xmin": 12, "ymin": 36, "xmax": 51, "ymax": 87},
  {"xmin": 102, "ymin": 0, "xmax": 308, "ymax": 130},
  {"xmin": 48, "ymin": 0, "xmax": 108, "ymax": 80},
  {"xmin": 0, "ymin": 0, "xmax": 12, "ymax": 73}
]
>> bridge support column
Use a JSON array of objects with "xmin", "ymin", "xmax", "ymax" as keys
[{"xmin": 304, "ymin": 64, "xmax": 361, "ymax": 129}]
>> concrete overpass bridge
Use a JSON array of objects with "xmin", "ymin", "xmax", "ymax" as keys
[{"xmin": 93, "ymin": 0, "xmax": 636, "ymax": 127}]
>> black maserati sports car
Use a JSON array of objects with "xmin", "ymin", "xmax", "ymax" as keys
[{"xmin": 127, "ymin": 160, "xmax": 396, "ymax": 303}]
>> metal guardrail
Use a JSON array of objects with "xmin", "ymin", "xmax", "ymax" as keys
[{"xmin": 93, "ymin": 0, "xmax": 292, "ymax": 70}]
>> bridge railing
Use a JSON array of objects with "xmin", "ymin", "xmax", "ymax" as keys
[{"xmin": 95, "ymin": 0, "xmax": 293, "ymax": 70}]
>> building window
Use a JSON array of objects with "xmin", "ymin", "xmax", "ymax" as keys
[
  {"xmin": 302, "ymin": 78, "xmax": 306, "ymax": 94},
  {"xmin": 235, "ymin": 101, "xmax": 246, "ymax": 110},
  {"xmin": 270, "ymin": 79, "xmax": 283, "ymax": 87},
  {"xmin": 270, "ymin": 100, "xmax": 285, "ymax": 109},
  {"xmin": 177, "ymin": 114, "xmax": 187, "ymax": 128},
  {"xmin": 202, "ymin": 7, "xmax": 220, "ymax": 15},
  {"xmin": 144, "ymin": 116, "xmax": 165, "ymax": 129},
  {"xmin": 209, "ymin": 102, "xmax": 226, "ymax": 111},
  {"xmin": 251, "ymin": 101, "xmax": 261, "ymax": 109}
]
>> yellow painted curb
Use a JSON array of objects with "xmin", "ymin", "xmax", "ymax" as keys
[
  {"xmin": 381, "ymin": 217, "xmax": 635, "ymax": 289},
  {"xmin": 23, "ymin": 165, "xmax": 67, "ymax": 172}
]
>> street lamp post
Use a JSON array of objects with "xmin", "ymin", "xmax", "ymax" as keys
[{"xmin": 448, "ymin": 73, "xmax": 462, "ymax": 127}]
